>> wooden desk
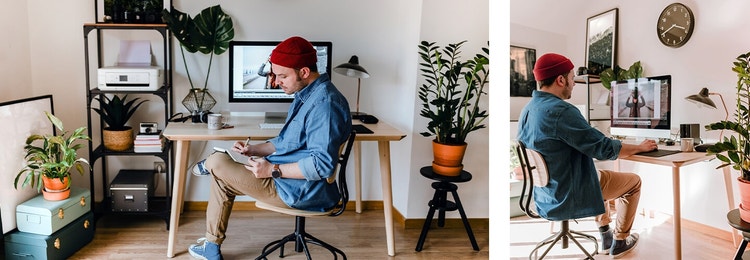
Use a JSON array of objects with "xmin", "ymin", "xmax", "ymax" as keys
[
  {"xmin": 162, "ymin": 116, "xmax": 406, "ymax": 257},
  {"xmin": 615, "ymin": 151, "xmax": 736, "ymax": 260}
]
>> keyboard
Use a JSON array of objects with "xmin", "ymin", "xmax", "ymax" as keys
[
  {"xmin": 636, "ymin": 149, "xmax": 681, "ymax": 157},
  {"xmin": 259, "ymin": 123, "xmax": 284, "ymax": 129}
]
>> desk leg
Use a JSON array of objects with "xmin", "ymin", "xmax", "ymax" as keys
[
  {"xmin": 167, "ymin": 140, "xmax": 191, "ymax": 258},
  {"xmin": 672, "ymin": 166, "xmax": 682, "ymax": 260},
  {"xmin": 354, "ymin": 141, "xmax": 363, "ymax": 213},
  {"xmin": 724, "ymin": 167, "xmax": 740, "ymax": 246},
  {"xmin": 377, "ymin": 141, "xmax": 396, "ymax": 256}
]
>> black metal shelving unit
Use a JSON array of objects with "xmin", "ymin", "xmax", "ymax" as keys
[{"xmin": 82, "ymin": 23, "xmax": 174, "ymax": 228}]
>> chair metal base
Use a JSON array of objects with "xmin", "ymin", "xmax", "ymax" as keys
[
  {"xmin": 255, "ymin": 216, "xmax": 346, "ymax": 260},
  {"xmin": 529, "ymin": 221, "xmax": 599, "ymax": 260}
]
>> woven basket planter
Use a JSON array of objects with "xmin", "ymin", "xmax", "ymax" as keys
[{"xmin": 103, "ymin": 127, "xmax": 133, "ymax": 151}]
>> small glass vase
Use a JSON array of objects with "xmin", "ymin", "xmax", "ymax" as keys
[{"xmin": 182, "ymin": 89, "xmax": 217, "ymax": 123}]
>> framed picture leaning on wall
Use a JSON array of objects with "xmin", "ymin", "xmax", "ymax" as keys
[
  {"xmin": 585, "ymin": 8, "xmax": 618, "ymax": 76},
  {"xmin": 510, "ymin": 45, "xmax": 536, "ymax": 97}
]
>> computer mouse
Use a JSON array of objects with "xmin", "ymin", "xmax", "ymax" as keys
[{"xmin": 360, "ymin": 115, "xmax": 379, "ymax": 124}]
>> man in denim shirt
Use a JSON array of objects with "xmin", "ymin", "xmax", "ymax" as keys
[
  {"xmin": 517, "ymin": 53, "xmax": 656, "ymax": 258},
  {"xmin": 188, "ymin": 36, "xmax": 352, "ymax": 260}
]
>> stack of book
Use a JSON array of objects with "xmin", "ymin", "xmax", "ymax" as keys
[{"xmin": 134, "ymin": 131, "xmax": 164, "ymax": 153}]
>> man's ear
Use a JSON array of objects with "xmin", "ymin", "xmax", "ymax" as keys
[
  {"xmin": 299, "ymin": 67, "xmax": 312, "ymax": 79},
  {"xmin": 554, "ymin": 75, "xmax": 566, "ymax": 86}
]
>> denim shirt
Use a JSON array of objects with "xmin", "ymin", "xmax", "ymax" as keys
[
  {"xmin": 266, "ymin": 74, "xmax": 352, "ymax": 212},
  {"xmin": 517, "ymin": 90, "xmax": 622, "ymax": 221}
]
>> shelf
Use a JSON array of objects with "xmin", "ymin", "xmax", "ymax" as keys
[
  {"xmin": 94, "ymin": 196, "xmax": 172, "ymax": 229},
  {"xmin": 83, "ymin": 22, "xmax": 174, "ymax": 228},
  {"xmin": 574, "ymin": 74, "xmax": 602, "ymax": 84}
]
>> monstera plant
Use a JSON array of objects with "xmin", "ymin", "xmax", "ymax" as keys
[{"xmin": 162, "ymin": 5, "xmax": 234, "ymax": 119}]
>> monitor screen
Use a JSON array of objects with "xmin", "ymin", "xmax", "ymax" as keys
[
  {"xmin": 228, "ymin": 40, "xmax": 332, "ymax": 103},
  {"xmin": 609, "ymin": 75, "xmax": 672, "ymax": 139}
]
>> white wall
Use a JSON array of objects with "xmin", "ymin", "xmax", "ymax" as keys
[
  {"xmin": 411, "ymin": 0, "xmax": 490, "ymax": 219},
  {"xmin": 0, "ymin": 0, "xmax": 33, "ymax": 102},
  {"xmin": 510, "ymin": 0, "xmax": 749, "ymax": 231},
  {"xmin": 3, "ymin": 0, "xmax": 490, "ymax": 221}
]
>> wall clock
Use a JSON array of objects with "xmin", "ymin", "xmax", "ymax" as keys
[{"xmin": 657, "ymin": 3, "xmax": 694, "ymax": 48}]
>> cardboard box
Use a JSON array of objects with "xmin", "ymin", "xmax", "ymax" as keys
[
  {"xmin": 110, "ymin": 169, "xmax": 154, "ymax": 212},
  {"xmin": 16, "ymin": 187, "xmax": 91, "ymax": 235}
]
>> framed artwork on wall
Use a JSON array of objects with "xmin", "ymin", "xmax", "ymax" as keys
[
  {"xmin": 510, "ymin": 45, "xmax": 537, "ymax": 97},
  {"xmin": 585, "ymin": 8, "xmax": 618, "ymax": 76},
  {"xmin": 0, "ymin": 95, "xmax": 54, "ymax": 234},
  {"xmin": 96, "ymin": 0, "xmax": 171, "ymax": 24}
]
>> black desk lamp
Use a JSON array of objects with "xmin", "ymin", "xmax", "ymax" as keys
[
  {"xmin": 334, "ymin": 55, "xmax": 370, "ymax": 119},
  {"xmin": 686, "ymin": 87, "xmax": 729, "ymax": 146}
]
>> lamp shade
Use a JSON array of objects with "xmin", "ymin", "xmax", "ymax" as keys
[
  {"xmin": 334, "ymin": 55, "xmax": 370, "ymax": 78},
  {"xmin": 685, "ymin": 87, "xmax": 717, "ymax": 108}
]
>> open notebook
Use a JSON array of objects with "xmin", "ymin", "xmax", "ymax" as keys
[{"xmin": 213, "ymin": 147, "xmax": 255, "ymax": 165}]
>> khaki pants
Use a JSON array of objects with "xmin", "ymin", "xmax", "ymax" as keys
[
  {"xmin": 596, "ymin": 170, "xmax": 642, "ymax": 240},
  {"xmin": 202, "ymin": 152, "xmax": 288, "ymax": 244}
]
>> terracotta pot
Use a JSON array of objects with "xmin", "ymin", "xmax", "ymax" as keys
[
  {"xmin": 738, "ymin": 177, "xmax": 750, "ymax": 206},
  {"xmin": 432, "ymin": 140, "xmax": 468, "ymax": 176},
  {"xmin": 741, "ymin": 203, "xmax": 750, "ymax": 223},
  {"xmin": 42, "ymin": 175, "xmax": 71, "ymax": 201},
  {"xmin": 103, "ymin": 127, "xmax": 134, "ymax": 151}
]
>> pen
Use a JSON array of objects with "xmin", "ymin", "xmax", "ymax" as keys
[{"xmin": 245, "ymin": 137, "xmax": 251, "ymax": 147}]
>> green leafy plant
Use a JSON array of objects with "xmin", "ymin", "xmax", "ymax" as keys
[
  {"xmin": 418, "ymin": 40, "xmax": 489, "ymax": 144},
  {"xmin": 161, "ymin": 5, "xmax": 234, "ymax": 92},
  {"xmin": 599, "ymin": 61, "xmax": 643, "ymax": 90},
  {"xmin": 706, "ymin": 52, "xmax": 750, "ymax": 181},
  {"xmin": 15, "ymin": 111, "xmax": 90, "ymax": 192},
  {"xmin": 92, "ymin": 94, "xmax": 147, "ymax": 131}
]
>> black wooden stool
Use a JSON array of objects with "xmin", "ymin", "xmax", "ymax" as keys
[
  {"xmin": 415, "ymin": 166, "xmax": 479, "ymax": 252},
  {"xmin": 727, "ymin": 208, "xmax": 750, "ymax": 260}
]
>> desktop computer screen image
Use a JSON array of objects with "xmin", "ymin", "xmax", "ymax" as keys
[
  {"xmin": 609, "ymin": 75, "xmax": 672, "ymax": 139},
  {"xmin": 228, "ymin": 40, "xmax": 333, "ymax": 103}
]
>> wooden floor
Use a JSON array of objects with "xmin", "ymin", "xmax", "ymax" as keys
[
  {"xmin": 509, "ymin": 212, "xmax": 741, "ymax": 259},
  {"xmin": 69, "ymin": 209, "xmax": 489, "ymax": 259}
]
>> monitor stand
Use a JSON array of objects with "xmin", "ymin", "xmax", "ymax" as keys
[{"xmin": 264, "ymin": 112, "xmax": 287, "ymax": 124}]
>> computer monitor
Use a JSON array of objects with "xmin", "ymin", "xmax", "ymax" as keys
[
  {"xmin": 609, "ymin": 75, "xmax": 672, "ymax": 139},
  {"xmin": 228, "ymin": 40, "xmax": 332, "ymax": 104}
]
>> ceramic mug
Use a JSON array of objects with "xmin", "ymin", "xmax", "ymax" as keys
[
  {"xmin": 681, "ymin": 138, "xmax": 694, "ymax": 152},
  {"xmin": 207, "ymin": 114, "xmax": 225, "ymax": 130}
]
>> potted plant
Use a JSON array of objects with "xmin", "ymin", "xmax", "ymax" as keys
[
  {"xmin": 418, "ymin": 40, "xmax": 489, "ymax": 176},
  {"xmin": 92, "ymin": 94, "xmax": 147, "ymax": 151},
  {"xmin": 161, "ymin": 5, "xmax": 234, "ymax": 122},
  {"xmin": 15, "ymin": 111, "xmax": 90, "ymax": 201},
  {"xmin": 598, "ymin": 61, "xmax": 644, "ymax": 90},
  {"xmin": 705, "ymin": 51, "xmax": 750, "ymax": 221}
]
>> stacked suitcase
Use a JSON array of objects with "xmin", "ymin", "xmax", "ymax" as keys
[{"xmin": 5, "ymin": 186, "xmax": 94, "ymax": 260}]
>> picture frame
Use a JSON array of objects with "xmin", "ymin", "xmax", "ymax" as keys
[
  {"xmin": 95, "ymin": 0, "xmax": 171, "ymax": 24},
  {"xmin": 585, "ymin": 8, "xmax": 618, "ymax": 76},
  {"xmin": 510, "ymin": 45, "xmax": 537, "ymax": 97}
]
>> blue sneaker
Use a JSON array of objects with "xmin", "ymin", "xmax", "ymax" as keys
[
  {"xmin": 192, "ymin": 160, "xmax": 210, "ymax": 176},
  {"xmin": 188, "ymin": 237, "xmax": 223, "ymax": 260}
]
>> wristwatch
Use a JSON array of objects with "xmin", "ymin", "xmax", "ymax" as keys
[{"xmin": 272, "ymin": 164, "xmax": 282, "ymax": 178}]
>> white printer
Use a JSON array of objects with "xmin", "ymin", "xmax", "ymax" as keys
[{"xmin": 98, "ymin": 66, "xmax": 162, "ymax": 91}]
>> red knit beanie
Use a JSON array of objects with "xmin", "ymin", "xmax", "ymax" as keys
[
  {"xmin": 533, "ymin": 53, "xmax": 574, "ymax": 81},
  {"xmin": 270, "ymin": 36, "xmax": 317, "ymax": 69}
]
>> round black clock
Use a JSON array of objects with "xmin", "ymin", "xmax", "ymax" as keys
[{"xmin": 657, "ymin": 3, "xmax": 695, "ymax": 47}]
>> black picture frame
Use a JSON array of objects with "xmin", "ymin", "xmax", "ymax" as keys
[
  {"xmin": 585, "ymin": 8, "xmax": 618, "ymax": 76},
  {"xmin": 510, "ymin": 45, "xmax": 537, "ymax": 97}
]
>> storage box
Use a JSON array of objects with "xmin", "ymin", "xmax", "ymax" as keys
[
  {"xmin": 110, "ymin": 169, "xmax": 154, "ymax": 212},
  {"xmin": 16, "ymin": 186, "xmax": 91, "ymax": 235},
  {"xmin": 5, "ymin": 211, "xmax": 94, "ymax": 260}
]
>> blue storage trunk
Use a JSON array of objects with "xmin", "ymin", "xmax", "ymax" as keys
[
  {"xmin": 16, "ymin": 186, "xmax": 91, "ymax": 235},
  {"xmin": 5, "ymin": 211, "xmax": 94, "ymax": 260}
]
